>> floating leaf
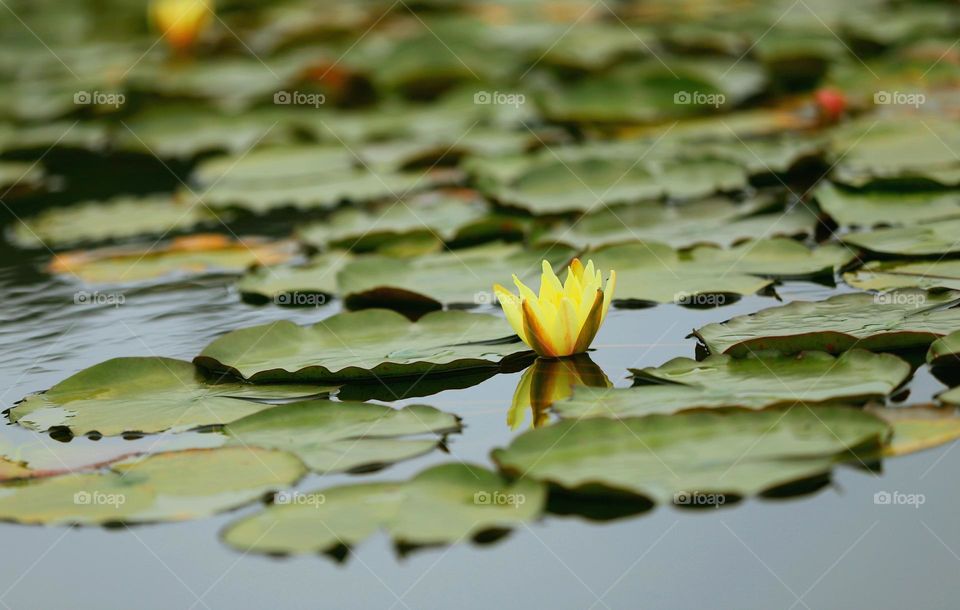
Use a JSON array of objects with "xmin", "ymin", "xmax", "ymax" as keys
[
  {"xmin": 224, "ymin": 400, "xmax": 460, "ymax": 473},
  {"xmin": 296, "ymin": 191, "xmax": 521, "ymax": 251},
  {"xmin": 584, "ymin": 238, "xmax": 853, "ymax": 304},
  {"xmin": 551, "ymin": 198, "xmax": 818, "ymax": 250},
  {"xmin": 47, "ymin": 234, "xmax": 297, "ymax": 284},
  {"xmin": 695, "ymin": 289, "xmax": 960, "ymax": 356},
  {"xmin": 195, "ymin": 309, "xmax": 530, "ymax": 382},
  {"xmin": 927, "ymin": 331, "xmax": 960, "ymax": 368},
  {"xmin": 843, "ymin": 259, "xmax": 960, "ymax": 292},
  {"xmin": 10, "ymin": 357, "xmax": 335, "ymax": 436},
  {"xmin": 236, "ymin": 251, "xmax": 348, "ymax": 305},
  {"xmin": 0, "ymin": 447, "xmax": 305, "ymax": 525},
  {"xmin": 11, "ymin": 194, "xmax": 220, "ymax": 248},
  {"xmin": 222, "ymin": 463, "xmax": 545, "ymax": 555},
  {"xmin": 555, "ymin": 350, "xmax": 909, "ymax": 418},
  {"xmin": 867, "ymin": 405, "xmax": 960, "ymax": 456},
  {"xmin": 0, "ymin": 458, "xmax": 31, "ymax": 482},
  {"xmin": 492, "ymin": 406, "xmax": 888, "ymax": 503},
  {"xmin": 815, "ymin": 181, "xmax": 960, "ymax": 228},
  {"xmin": 338, "ymin": 243, "xmax": 576, "ymax": 309},
  {"xmin": 842, "ymin": 218, "xmax": 960, "ymax": 256}
]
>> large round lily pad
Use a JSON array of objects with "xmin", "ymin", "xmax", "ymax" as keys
[
  {"xmin": 555, "ymin": 350, "xmax": 910, "ymax": 418},
  {"xmin": 224, "ymin": 400, "xmax": 461, "ymax": 473},
  {"xmin": 842, "ymin": 218, "xmax": 960, "ymax": 256},
  {"xmin": 584, "ymin": 238, "xmax": 853, "ymax": 304},
  {"xmin": 48, "ymin": 234, "xmax": 297, "ymax": 284},
  {"xmin": 9, "ymin": 357, "xmax": 335, "ymax": 436},
  {"xmin": 843, "ymin": 259, "xmax": 960, "ymax": 292},
  {"xmin": 867, "ymin": 405, "xmax": 960, "ymax": 457},
  {"xmin": 815, "ymin": 181, "xmax": 960, "ymax": 228},
  {"xmin": 221, "ymin": 463, "xmax": 545, "ymax": 555},
  {"xmin": 492, "ymin": 406, "xmax": 889, "ymax": 503},
  {"xmin": 236, "ymin": 251, "xmax": 349, "ymax": 305},
  {"xmin": 337, "ymin": 242, "xmax": 576, "ymax": 309},
  {"xmin": 695, "ymin": 289, "xmax": 960, "ymax": 356},
  {"xmin": 11, "ymin": 195, "xmax": 221, "ymax": 249},
  {"xmin": 195, "ymin": 309, "xmax": 531, "ymax": 382},
  {"xmin": 0, "ymin": 447, "xmax": 306, "ymax": 525}
]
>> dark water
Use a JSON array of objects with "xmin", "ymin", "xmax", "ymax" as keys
[{"xmin": 0, "ymin": 198, "xmax": 958, "ymax": 609}]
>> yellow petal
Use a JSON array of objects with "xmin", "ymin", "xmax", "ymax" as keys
[
  {"xmin": 600, "ymin": 270, "xmax": 616, "ymax": 324},
  {"xmin": 556, "ymin": 297, "xmax": 580, "ymax": 356},
  {"xmin": 573, "ymin": 289, "xmax": 605, "ymax": 353},
  {"xmin": 494, "ymin": 283, "xmax": 527, "ymax": 343},
  {"xmin": 569, "ymin": 258, "xmax": 584, "ymax": 281},
  {"xmin": 539, "ymin": 260, "xmax": 564, "ymax": 305},
  {"xmin": 522, "ymin": 299, "xmax": 558, "ymax": 358}
]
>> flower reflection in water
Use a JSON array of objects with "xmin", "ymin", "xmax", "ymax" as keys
[{"xmin": 507, "ymin": 354, "xmax": 611, "ymax": 429}]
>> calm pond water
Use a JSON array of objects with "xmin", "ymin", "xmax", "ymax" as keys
[{"xmin": 1, "ymin": 174, "xmax": 958, "ymax": 609}]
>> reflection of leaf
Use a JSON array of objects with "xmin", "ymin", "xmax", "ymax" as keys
[
  {"xmin": 493, "ymin": 406, "xmax": 889, "ymax": 503},
  {"xmin": 508, "ymin": 355, "xmax": 611, "ymax": 429},
  {"xmin": 48, "ymin": 234, "xmax": 297, "ymax": 284},
  {"xmin": 224, "ymin": 400, "xmax": 460, "ymax": 473},
  {"xmin": 222, "ymin": 463, "xmax": 545, "ymax": 556},
  {"xmin": 338, "ymin": 242, "xmax": 575, "ymax": 309},
  {"xmin": 195, "ymin": 309, "xmax": 530, "ymax": 382},
  {"xmin": 0, "ymin": 447, "xmax": 305, "ymax": 525},
  {"xmin": 695, "ymin": 289, "xmax": 960, "ymax": 356},
  {"xmin": 556, "ymin": 350, "xmax": 909, "ymax": 418},
  {"xmin": 12, "ymin": 194, "xmax": 220, "ymax": 249},
  {"xmin": 584, "ymin": 238, "xmax": 853, "ymax": 304},
  {"xmin": 10, "ymin": 357, "xmax": 335, "ymax": 436}
]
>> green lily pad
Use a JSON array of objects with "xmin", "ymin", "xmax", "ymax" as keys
[
  {"xmin": 195, "ymin": 309, "xmax": 530, "ymax": 383},
  {"xmin": 555, "ymin": 350, "xmax": 910, "ymax": 418},
  {"xmin": 0, "ymin": 458, "xmax": 31, "ymax": 482},
  {"xmin": 829, "ymin": 117, "xmax": 960, "ymax": 187},
  {"xmin": 695, "ymin": 289, "xmax": 960, "ymax": 356},
  {"xmin": 492, "ymin": 406, "xmax": 889, "ymax": 503},
  {"xmin": 472, "ymin": 154, "xmax": 747, "ymax": 215},
  {"xmin": 585, "ymin": 238, "xmax": 853, "ymax": 304},
  {"xmin": 927, "ymin": 331, "xmax": 960, "ymax": 368},
  {"xmin": 0, "ymin": 161, "xmax": 43, "ymax": 194},
  {"xmin": 10, "ymin": 195, "xmax": 220, "ymax": 248},
  {"xmin": 0, "ymin": 447, "xmax": 306, "ymax": 525},
  {"xmin": 224, "ymin": 400, "xmax": 460, "ymax": 473},
  {"xmin": 815, "ymin": 182, "xmax": 960, "ymax": 228},
  {"xmin": 296, "ymin": 191, "xmax": 521, "ymax": 251},
  {"xmin": 221, "ymin": 463, "xmax": 545, "ymax": 555},
  {"xmin": 842, "ymin": 218, "xmax": 960, "ymax": 256},
  {"xmin": 547, "ymin": 198, "xmax": 818, "ymax": 250},
  {"xmin": 843, "ymin": 259, "xmax": 960, "ymax": 292},
  {"xmin": 236, "ymin": 251, "xmax": 349, "ymax": 305},
  {"xmin": 48, "ymin": 234, "xmax": 298, "ymax": 284},
  {"xmin": 867, "ymin": 405, "xmax": 960, "ymax": 456},
  {"xmin": 10, "ymin": 357, "xmax": 335, "ymax": 436},
  {"xmin": 337, "ymin": 243, "xmax": 576, "ymax": 309}
]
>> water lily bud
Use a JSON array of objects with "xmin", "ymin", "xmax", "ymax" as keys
[
  {"xmin": 494, "ymin": 258, "xmax": 616, "ymax": 359},
  {"xmin": 814, "ymin": 88, "xmax": 847, "ymax": 124}
]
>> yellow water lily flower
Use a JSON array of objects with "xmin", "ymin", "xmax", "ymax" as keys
[
  {"xmin": 494, "ymin": 258, "xmax": 615, "ymax": 358},
  {"xmin": 150, "ymin": 0, "xmax": 213, "ymax": 52}
]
